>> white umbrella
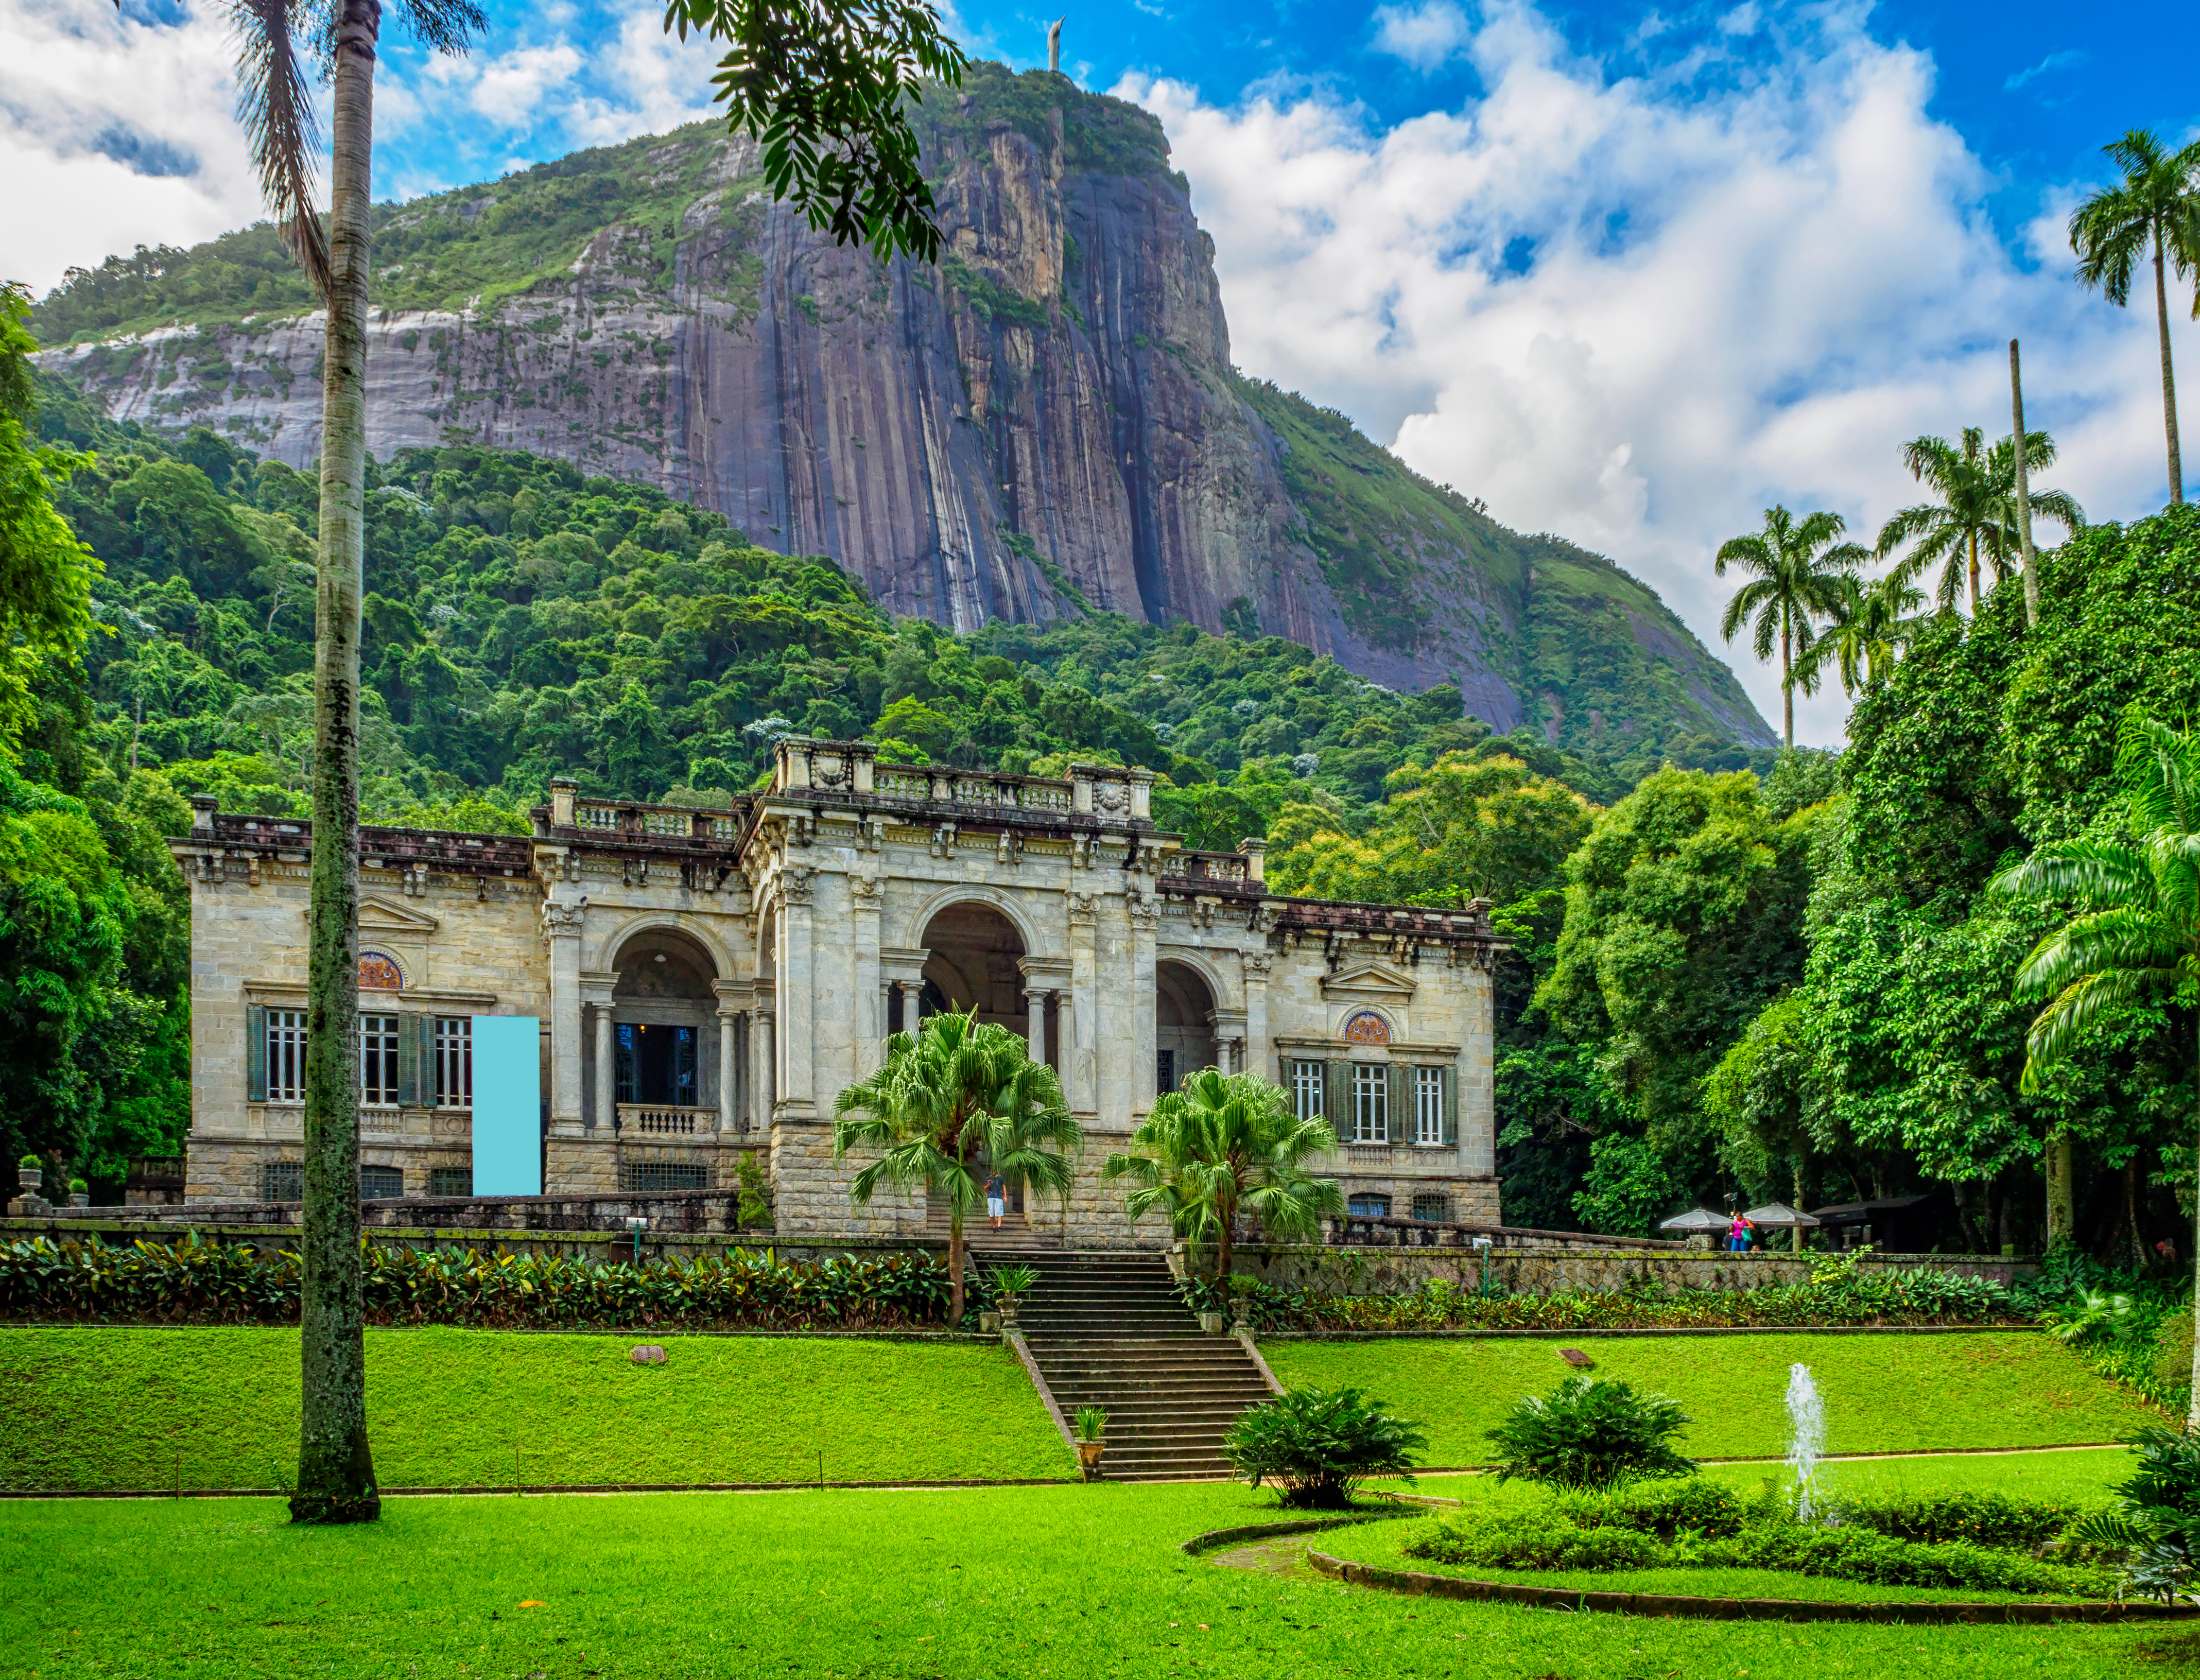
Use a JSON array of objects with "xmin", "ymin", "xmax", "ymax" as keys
[
  {"xmin": 1658, "ymin": 1207, "xmax": 1729, "ymax": 1233},
  {"xmin": 1742, "ymin": 1202, "xmax": 1821, "ymax": 1230}
]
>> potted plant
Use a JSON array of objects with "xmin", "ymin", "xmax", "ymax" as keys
[
  {"xmin": 990, "ymin": 1261, "xmax": 1038, "ymax": 1332},
  {"xmin": 66, "ymin": 1177, "xmax": 90, "ymax": 1207},
  {"xmin": 16, "ymin": 1154, "xmax": 40, "ymax": 1194},
  {"xmin": 1074, "ymin": 1406, "xmax": 1108, "ymax": 1480},
  {"xmin": 1227, "ymin": 1273, "xmax": 1256, "ymax": 1334}
]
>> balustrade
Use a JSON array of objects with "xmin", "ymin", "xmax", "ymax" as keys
[{"xmin": 617, "ymin": 1103, "xmax": 716, "ymax": 1136}]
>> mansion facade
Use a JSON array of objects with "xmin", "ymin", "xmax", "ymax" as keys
[{"xmin": 170, "ymin": 739, "xmax": 1504, "ymax": 1242}]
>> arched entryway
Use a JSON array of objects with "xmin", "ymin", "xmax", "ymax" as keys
[
  {"xmin": 914, "ymin": 900, "xmax": 1033, "ymax": 1234},
  {"xmin": 592, "ymin": 929, "xmax": 721, "ymax": 1170},
  {"xmin": 1156, "ymin": 960, "xmax": 1218, "ymax": 1096}
]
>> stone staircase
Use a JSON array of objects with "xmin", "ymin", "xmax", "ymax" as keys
[{"xmin": 991, "ymin": 1249, "xmax": 1278, "ymax": 1483}]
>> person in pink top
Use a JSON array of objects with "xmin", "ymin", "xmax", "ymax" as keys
[{"xmin": 1727, "ymin": 1213, "xmax": 1752, "ymax": 1253}]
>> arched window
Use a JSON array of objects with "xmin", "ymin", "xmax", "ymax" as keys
[
  {"xmin": 358, "ymin": 951, "xmax": 404, "ymax": 991},
  {"xmin": 1343, "ymin": 1010, "xmax": 1391, "ymax": 1045}
]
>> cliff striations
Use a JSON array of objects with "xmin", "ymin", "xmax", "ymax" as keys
[{"xmin": 33, "ymin": 64, "xmax": 1773, "ymax": 756}]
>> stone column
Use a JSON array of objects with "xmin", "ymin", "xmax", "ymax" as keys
[
  {"xmin": 714, "ymin": 991, "xmax": 740, "ymax": 1136},
  {"xmin": 1241, "ymin": 949, "xmax": 1273, "ymax": 1083},
  {"xmin": 1128, "ymin": 892, "xmax": 1159, "ymax": 1115},
  {"xmin": 851, "ymin": 874, "xmax": 882, "ymax": 1078},
  {"xmin": 754, "ymin": 998, "xmax": 777, "ymax": 1120},
  {"xmin": 542, "ymin": 899, "xmax": 586, "ymax": 1135},
  {"xmin": 1066, "ymin": 892, "xmax": 1099, "ymax": 1118},
  {"xmin": 776, "ymin": 871, "xmax": 815, "ymax": 1115},
  {"xmin": 593, "ymin": 1003, "xmax": 615, "ymax": 1129},
  {"xmin": 1025, "ymin": 988, "xmax": 1047, "ymax": 1064}
]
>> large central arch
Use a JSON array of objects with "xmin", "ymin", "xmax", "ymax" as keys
[{"xmin": 1156, "ymin": 959, "xmax": 1218, "ymax": 1096}]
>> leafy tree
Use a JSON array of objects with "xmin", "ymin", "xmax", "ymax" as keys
[
  {"xmin": 1874, "ymin": 429, "xmax": 2083, "ymax": 616},
  {"xmin": 665, "ymin": 0, "xmax": 967, "ymax": 262},
  {"xmin": 1794, "ymin": 570, "xmax": 1925, "ymax": 699},
  {"xmin": 1714, "ymin": 507, "xmax": 1865, "ymax": 748},
  {"xmin": 834, "ymin": 1009, "xmax": 1079, "ymax": 1323},
  {"xmin": 1990, "ymin": 707, "xmax": 2200, "ymax": 1411},
  {"xmin": 1101, "ymin": 1068, "xmax": 1341, "ymax": 1279},
  {"xmin": 2069, "ymin": 131, "xmax": 2200, "ymax": 507}
]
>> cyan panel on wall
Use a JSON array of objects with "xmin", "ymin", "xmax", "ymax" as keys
[{"xmin": 471, "ymin": 1015, "xmax": 542, "ymax": 1196}]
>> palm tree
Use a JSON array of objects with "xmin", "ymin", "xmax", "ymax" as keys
[
  {"xmin": 1102, "ymin": 1069, "xmax": 1343, "ymax": 1281},
  {"xmin": 2069, "ymin": 130, "xmax": 2200, "ymax": 507},
  {"xmin": 1989, "ymin": 706, "xmax": 2200, "ymax": 1407},
  {"xmin": 1714, "ymin": 507, "xmax": 1866, "ymax": 749},
  {"xmin": 835, "ymin": 1010, "xmax": 1080, "ymax": 1323},
  {"xmin": 1795, "ymin": 570, "xmax": 1927, "ymax": 698},
  {"xmin": 1875, "ymin": 429, "xmax": 2084, "ymax": 617},
  {"xmin": 204, "ymin": 0, "xmax": 483, "ymax": 1528}
]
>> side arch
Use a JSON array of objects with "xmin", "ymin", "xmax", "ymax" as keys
[
  {"xmin": 1153, "ymin": 944, "xmax": 1239, "ymax": 1011},
  {"xmin": 901, "ymin": 883, "xmax": 1057, "ymax": 962},
  {"xmin": 591, "ymin": 911, "xmax": 742, "ymax": 982}
]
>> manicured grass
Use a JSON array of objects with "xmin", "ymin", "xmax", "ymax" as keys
[
  {"xmin": 1263, "ymin": 1332, "xmax": 2162, "ymax": 1464},
  {"xmin": 0, "ymin": 1326, "xmax": 1070, "ymax": 1491},
  {"xmin": 3, "ymin": 1477, "xmax": 2189, "ymax": 1678}
]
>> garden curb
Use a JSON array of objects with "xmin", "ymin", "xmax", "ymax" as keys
[
  {"xmin": 0, "ymin": 1321, "xmax": 1001, "ymax": 1341},
  {"xmin": 0, "ymin": 1475, "xmax": 1078, "ymax": 1501},
  {"xmin": 1180, "ymin": 1509, "xmax": 1422, "ymax": 1555},
  {"xmin": 1255, "ymin": 1325, "xmax": 2045, "ymax": 1340},
  {"xmin": 1302, "ymin": 1550, "xmax": 2200, "ymax": 1623}
]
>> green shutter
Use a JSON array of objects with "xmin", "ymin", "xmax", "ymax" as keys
[
  {"xmin": 396, "ymin": 1014, "xmax": 422, "ymax": 1107},
  {"xmin": 1387, "ymin": 1064, "xmax": 1408, "ymax": 1144},
  {"xmin": 246, "ymin": 1004, "xmax": 267, "ymax": 1102},
  {"xmin": 1443, "ymin": 1063, "xmax": 1459, "ymax": 1146},
  {"xmin": 1325, "ymin": 1060, "xmax": 1346, "ymax": 1131}
]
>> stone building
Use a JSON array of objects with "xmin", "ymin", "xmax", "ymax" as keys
[{"xmin": 169, "ymin": 738, "xmax": 1505, "ymax": 1242}]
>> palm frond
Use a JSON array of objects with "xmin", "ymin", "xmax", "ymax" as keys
[{"xmin": 228, "ymin": 0, "xmax": 332, "ymax": 299}]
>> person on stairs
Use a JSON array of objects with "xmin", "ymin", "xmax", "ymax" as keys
[{"xmin": 984, "ymin": 1170, "xmax": 1007, "ymax": 1233}]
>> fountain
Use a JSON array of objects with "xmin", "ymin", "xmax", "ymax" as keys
[{"xmin": 1785, "ymin": 1362, "xmax": 1826, "ymax": 1521}]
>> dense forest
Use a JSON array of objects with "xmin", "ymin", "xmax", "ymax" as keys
[{"xmin": 10, "ymin": 310, "xmax": 2199, "ymax": 1264}]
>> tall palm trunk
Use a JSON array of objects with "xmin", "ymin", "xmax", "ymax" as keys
[
  {"xmin": 2190, "ymin": 1011, "xmax": 2199, "ymax": 1429},
  {"xmin": 1216, "ymin": 1195, "xmax": 1235, "ymax": 1283},
  {"xmin": 2045, "ymin": 1132, "xmax": 2075, "ymax": 1250},
  {"xmin": 2011, "ymin": 340, "xmax": 2039, "ymax": 628},
  {"xmin": 2157, "ymin": 229, "xmax": 2185, "ymax": 507},
  {"xmin": 1967, "ymin": 531, "xmax": 1980, "ymax": 615},
  {"xmin": 1779, "ymin": 615, "xmax": 1793, "ymax": 749},
  {"xmin": 948, "ymin": 1209, "xmax": 965, "ymax": 1323},
  {"xmin": 292, "ymin": 0, "xmax": 380, "ymax": 1526}
]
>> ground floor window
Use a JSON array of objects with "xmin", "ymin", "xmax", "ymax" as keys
[
  {"xmin": 1350, "ymin": 1064, "xmax": 1388, "ymax": 1142},
  {"xmin": 1291, "ymin": 1060, "xmax": 1324, "ymax": 1121},
  {"xmin": 619, "ymin": 1161, "xmax": 709, "ymax": 1192},
  {"xmin": 617, "ymin": 1023, "xmax": 698, "ymax": 1107},
  {"xmin": 1156, "ymin": 1049, "xmax": 1176, "ymax": 1094},
  {"xmin": 360, "ymin": 1165, "xmax": 404, "ymax": 1200},
  {"xmin": 1348, "ymin": 1192, "xmax": 1391, "ymax": 1218},
  {"xmin": 261, "ymin": 1160, "xmax": 303, "ymax": 1202},
  {"xmin": 429, "ymin": 1167, "xmax": 473, "ymax": 1198},
  {"xmin": 1412, "ymin": 1193, "xmax": 1449, "ymax": 1222},
  {"xmin": 360, "ymin": 1014, "xmax": 400, "ymax": 1107},
  {"xmin": 435, "ymin": 1018, "xmax": 473, "ymax": 1107},
  {"xmin": 265, "ymin": 1010, "xmax": 306, "ymax": 1104}
]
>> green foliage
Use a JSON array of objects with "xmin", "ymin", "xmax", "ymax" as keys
[
  {"xmin": 1485, "ymin": 1375, "xmax": 1696, "ymax": 1489},
  {"xmin": 2073, "ymin": 1426, "xmax": 2200, "ymax": 1603},
  {"xmin": 1838, "ymin": 1488, "xmax": 2088, "ymax": 1550},
  {"xmin": 0, "ymin": 1233, "xmax": 963, "ymax": 1330},
  {"xmin": 1220, "ymin": 1384, "xmax": 1428, "ymax": 1509},
  {"xmin": 1073, "ymin": 1405, "xmax": 1107, "ymax": 1442}
]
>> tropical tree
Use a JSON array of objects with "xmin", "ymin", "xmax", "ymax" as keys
[
  {"xmin": 1793, "ymin": 570, "xmax": 1926, "ymax": 698},
  {"xmin": 1989, "ymin": 706, "xmax": 2200, "ymax": 1418},
  {"xmin": 1714, "ymin": 507, "xmax": 1866, "ymax": 749},
  {"xmin": 2069, "ymin": 130, "xmax": 2200, "ymax": 507},
  {"xmin": 1875, "ymin": 429, "xmax": 2084, "ymax": 617},
  {"xmin": 834, "ymin": 1009, "xmax": 1079, "ymax": 1323},
  {"xmin": 1102, "ymin": 1068, "xmax": 1342, "ymax": 1280}
]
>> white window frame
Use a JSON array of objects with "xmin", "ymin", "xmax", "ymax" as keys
[
  {"xmin": 1291, "ymin": 1059, "xmax": 1325, "ymax": 1122},
  {"xmin": 1350, "ymin": 1063, "xmax": 1388, "ymax": 1144},
  {"xmin": 360, "ymin": 1013, "xmax": 401, "ymax": 1108},
  {"xmin": 435, "ymin": 1017, "xmax": 473, "ymax": 1109},
  {"xmin": 266, "ymin": 1010, "xmax": 306, "ymax": 1104},
  {"xmin": 1414, "ymin": 1066, "xmax": 1445, "ymax": 1147}
]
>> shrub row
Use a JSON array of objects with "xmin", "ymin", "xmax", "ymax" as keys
[
  {"xmin": 0, "ymin": 1234, "xmax": 959, "ymax": 1330},
  {"xmin": 1181, "ymin": 1267, "xmax": 2028, "ymax": 1332}
]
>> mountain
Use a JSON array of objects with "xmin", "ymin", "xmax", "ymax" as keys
[{"xmin": 31, "ymin": 62, "xmax": 1773, "ymax": 759}]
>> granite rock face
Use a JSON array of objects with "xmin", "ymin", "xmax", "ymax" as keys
[{"xmin": 40, "ymin": 73, "xmax": 1772, "ymax": 750}]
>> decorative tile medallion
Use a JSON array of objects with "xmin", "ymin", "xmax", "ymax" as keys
[
  {"xmin": 358, "ymin": 950, "xmax": 404, "ymax": 990},
  {"xmin": 1343, "ymin": 1010, "xmax": 1391, "ymax": 1045}
]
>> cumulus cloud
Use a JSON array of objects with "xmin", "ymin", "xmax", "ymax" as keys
[
  {"xmin": 1372, "ymin": 0, "xmax": 1475, "ymax": 72},
  {"xmin": 1123, "ymin": 0, "xmax": 2197, "ymax": 744},
  {"xmin": 0, "ymin": 0, "xmax": 266, "ymax": 290}
]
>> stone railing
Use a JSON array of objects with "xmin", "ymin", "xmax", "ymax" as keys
[
  {"xmin": 1163, "ymin": 850, "xmax": 1253, "ymax": 887},
  {"xmin": 1324, "ymin": 1215, "xmax": 1690, "ymax": 1252},
  {"xmin": 618, "ymin": 1103, "xmax": 716, "ymax": 1136},
  {"xmin": 549, "ymin": 789, "xmax": 742, "ymax": 843},
  {"xmin": 768, "ymin": 737, "xmax": 1152, "ymax": 824}
]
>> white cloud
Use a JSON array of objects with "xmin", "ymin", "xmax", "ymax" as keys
[
  {"xmin": 0, "ymin": 0, "xmax": 268, "ymax": 291},
  {"xmin": 1372, "ymin": 0, "xmax": 1475, "ymax": 73},
  {"xmin": 559, "ymin": 2, "xmax": 720, "ymax": 146},
  {"xmin": 1120, "ymin": 0, "xmax": 2198, "ymax": 746}
]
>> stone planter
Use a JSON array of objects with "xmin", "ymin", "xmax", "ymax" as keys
[
  {"xmin": 999, "ymin": 1301, "xmax": 1021, "ymax": 1333},
  {"xmin": 1199, "ymin": 1310, "xmax": 1227, "ymax": 1335},
  {"xmin": 67, "ymin": 1193, "xmax": 89, "ymax": 1207},
  {"xmin": 1077, "ymin": 1438, "xmax": 1106, "ymax": 1480},
  {"xmin": 978, "ymin": 1310, "xmax": 1002, "ymax": 1335},
  {"xmin": 16, "ymin": 1168, "xmax": 39, "ymax": 1194}
]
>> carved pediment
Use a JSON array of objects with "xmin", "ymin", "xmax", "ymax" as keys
[
  {"xmin": 1318, "ymin": 960, "xmax": 1418, "ymax": 1002},
  {"xmin": 357, "ymin": 894, "xmax": 441, "ymax": 934}
]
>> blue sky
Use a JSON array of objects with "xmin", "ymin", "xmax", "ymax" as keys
[{"xmin": 5, "ymin": 0, "xmax": 2196, "ymax": 743}]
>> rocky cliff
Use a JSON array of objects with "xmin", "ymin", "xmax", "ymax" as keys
[{"xmin": 34, "ymin": 64, "xmax": 1773, "ymax": 755}]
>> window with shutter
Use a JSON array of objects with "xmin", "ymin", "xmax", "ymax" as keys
[
  {"xmin": 1388, "ymin": 1064, "xmax": 1410, "ymax": 1137},
  {"xmin": 1443, "ymin": 1063, "xmax": 1459, "ymax": 1145},
  {"xmin": 246, "ymin": 1004, "xmax": 267, "ymax": 1102},
  {"xmin": 1325, "ymin": 1060, "xmax": 1347, "ymax": 1127},
  {"xmin": 395, "ymin": 1015, "xmax": 422, "ymax": 1107},
  {"xmin": 1413, "ymin": 1066, "xmax": 1445, "ymax": 1145}
]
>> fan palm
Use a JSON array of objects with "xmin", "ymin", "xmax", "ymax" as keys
[
  {"xmin": 1989, "ymin": 706, "xmax": 2200, "ymax": 1418},
  {"xmin": 1102, "ymin": 1068, "xmax": 1343, "ymax": 1281},
  {"xmin": 1714, "ymin": 507, "xmax": 1866, "ymax": 749},
  {"xmin": 1875, "ymin": 428, "xmax": 2084, "ymax": 617},
  {"xmin": 190, "ymin": 0, "xmax": 483, "ymax": 1528},
  {"xmin": 1795, "ymin": 570, "xmax": 1926, "ymax": 698},
  {"xmin": 834, "ymin": 1009, "xmax": 1080, "ymax": 1323},
  {"xmin": 2069, "ymin": 130, "xmax": 2200, "ymax": 506}
]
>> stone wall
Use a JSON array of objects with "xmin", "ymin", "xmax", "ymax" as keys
[{"xmin": 1227, "ymin": 1243, "xmax": 2039, "ymax": 1296}]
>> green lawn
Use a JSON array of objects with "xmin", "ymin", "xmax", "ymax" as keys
[
  {"xmin": 2, "ymin": 1467, "xmax": 2189, "ymax": 1678},
  {"xmin": 0, "ymin": 1327, "xmax": 1071, "ymax": 1491},
  {"xmin": 1263, "ymin": 1332, "xmax": 2162, "ymax": 1464}
]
